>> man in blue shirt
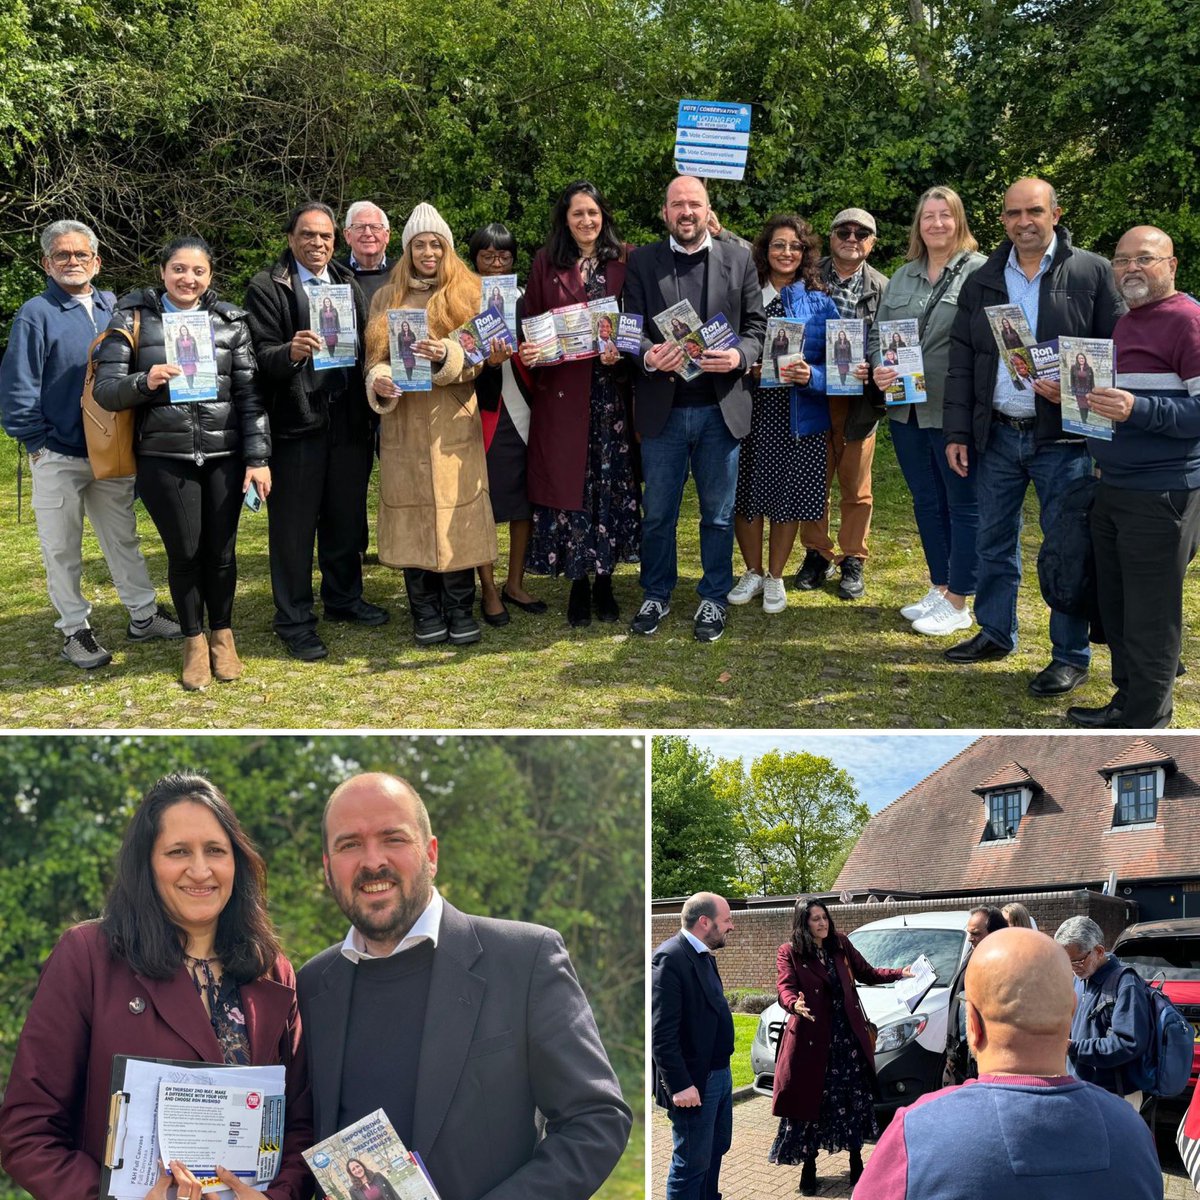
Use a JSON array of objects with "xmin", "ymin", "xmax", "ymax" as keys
[
  {"xmin": 943, "ymin": 178, "xmax": 1124, "ymax": 699},
  {"xmin": 0, "ymin": 220, "xmax": 179, "ymax": 669}
]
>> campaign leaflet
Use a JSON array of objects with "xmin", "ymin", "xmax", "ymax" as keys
[
  {"xmin": 303, "ymin": 1108, "xmax": 441, "ymax": 1200},
  {"xmin": 760, "ymin": 318, "xmax": 807, "ymax": 387},
  {"xmin": 480, "ymin": 274, "xmax": 519, "ymax": 332},
  {"xmin": 162, "ymin": 310, "xmax": 219, "ymax": 402},
  {"xmin": 615, "ymin": 312, "xmax": 644, "ymax": 354},
  {"xmin": 1060, "ymin": 335, "xmax": 1116, "ymax": 441},
  {"xmin": 521, "ymin": 311, "xmax": 564, "ymax": 365},
  {"xmin": 675, "ymin": 312, "xmax": 742, "ymax": 379},
  {"xmin": 450, "ymin": 305, "xmax": 516, "ymax": 367},
  {"xmin": 653, "ymin": 299, "xmax": 704, "ymax": 381},
  {"xmin": 984, "ymin": 303, "xmax": 1037, "ymax": 385},
  {"xmin": 310, "ymin": 284, "xmax": 357, "ymax": 371},
  {"xmin": 878, "ymin": 318, "xmax": 926, "ymax": 405},
  {"xmin": 386, "ymin": 310, "xmax": 432, "ymax": 392},
  {"xmin": 588, "ymin": 296, "xmax": 621, "ymax": 356},
  {"xmin": 826, "ymin": 319, "xmax": 865, "ymax": 396},
  {"xmin": 554, "ymin": 302, "xmax": 597, "ymax": 361}
]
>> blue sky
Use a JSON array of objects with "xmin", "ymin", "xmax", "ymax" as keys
[{"xmin": 685, "ymin": 733, "xmax": 979, "ymax": 814}]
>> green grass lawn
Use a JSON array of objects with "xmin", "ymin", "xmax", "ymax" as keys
[
  {"xmin": 2, "ymin": 429, "xmax": 1196, "ymax": 728},
  {"xmin": 732, "ymin": 1013, "xmax": 759, "ymax": 1090},
  {"xmin": 598, "ymin": 1097, "xmax": 645, "ymax": 1200}
]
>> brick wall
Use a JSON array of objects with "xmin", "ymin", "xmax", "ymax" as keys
[{"xmin": 650, "ymin": 890, "xmax": 1138, "ymax": 992}]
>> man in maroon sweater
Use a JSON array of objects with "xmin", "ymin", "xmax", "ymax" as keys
[{"xmin": 1066, "ymin": 226, "xmax": 1200, "ymax": 728}]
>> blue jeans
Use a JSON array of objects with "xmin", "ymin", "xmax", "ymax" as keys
[
  {"xmin": 640, "ymin": 405, "xmax": 740, "ymax": 608},
  {"xmin": 889, "ymin": 415, "xmax": 979, "ymax": 596},
  {"xmin": 973, "ymin": 421, "xmax": 1092, "ymax": 666},
  {"xmin": 667, "ymin": 1067, "xmax": 733, "ymax": 1200}
]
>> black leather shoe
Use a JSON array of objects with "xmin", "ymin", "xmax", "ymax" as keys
[
  {"xmin": 799, "ymin": 1156, "xmax": 818, "ymax": 1196},
  {"xmin": 1067, "ymin": 700, "xmax": 1124, "ymax": 728},
  {"xmin": 1029, "ymin": 661, "xmax": 1089, "ymax": 696},
  {"xmin": 480, "ymin": 598, "xmax": 511, "ymax": 627},
  {"xmin": 849, "ymin": 1148, "xmax": 864, "ymax": 1184},
  {"xmin": 282, "ymin": 630, "xmax": 328, "ymax": 661},
  {"xmin": 567, "ymin": 578, "xmax": 592, "ymax": 627},
  {"xmin": 793, "ymin": 549, "xmax": 834, "ymax": 591},
  {"xmin": 593, "ymin": 574, "xmax": 619, "ymax": 622},
  {"xmin": 944, "ymin": 631, "xmax": 1010, "ymax": 663},
  {"xmin": 502, "ymin": 587, "xmax": 548, "ymax": 615},
  {"xmin": 447, "ymin": 610, "xmax": 482, "ymax": 644},
  {"xmin": 325, "ymin": 598, "xmax": 390, "ymax": 626}
]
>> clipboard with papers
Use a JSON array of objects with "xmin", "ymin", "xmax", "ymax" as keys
[{"xmin": 102, "ymin": 1055, "xmax": 286, "ymax": 1199}]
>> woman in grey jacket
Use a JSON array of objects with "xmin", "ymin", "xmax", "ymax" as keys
[
  {"xmin": 94, "ymin": 236, "xmax": 270, "ymax": 690},
  {"xmin": 869, "ymin": 187, "xmax": 985, "ymax": 636}
]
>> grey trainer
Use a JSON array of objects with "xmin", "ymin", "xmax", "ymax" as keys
[
  {"xmin": 62, "ymin": 628, "xmax": 113, "ymax": 669},
  {"xmin": 127, "ymin": 604, "xmax": 183, "ymax": 641}
]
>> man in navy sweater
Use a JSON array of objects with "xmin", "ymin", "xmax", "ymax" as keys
[
  {"xmin": 854, "ymin": 927, "xmax": 1160, "ymax": 1199},
  {"xmin": 0, "ymin": 220, "xmax": 179, "ymax": 669}
]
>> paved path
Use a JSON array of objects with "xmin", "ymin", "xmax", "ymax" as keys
[{"xmin": 651, "ymin": 1091, "xmax": 1200, "ymax": 1199}]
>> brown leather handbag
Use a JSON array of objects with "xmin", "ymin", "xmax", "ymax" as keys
[{"xmin": 81, "ymin": 308, "xmax": 139, "ymax": 480}]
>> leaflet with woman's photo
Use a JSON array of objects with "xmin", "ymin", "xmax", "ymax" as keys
[
  {"xmin": 521, "ymin": 311, "xmax": 564, "ymax": 365},
  {"xmin": 984, "ymin": 304, "xmax": 1039, "ymax": 384},
  {"xmin": 554, "ymin": 302, "xmax": 597, "ymax": 361},
  {"xmin": 310, "ymin": 284, "xmax": 357, "ymax": 371},
  {"xmin": 760, "ymin": 317, "xmax": 806, "ymax": 387},
  {"xmin": 615, "ymin": 312, "xmax": 644, "ymax": 354},
  {"xmin": 879, "ymin": 318, "xmax": 925, "ymax": 405},
  {"xmin": 162, "ymin": 311, "xmax": 219, "ymax": 402},
  {"xmin": 386, "ymin": 310, "xmax": 432, "ymax": 392},
  {"xmin": 303, "ymin": 1108, "xmax": 440, "ymax": 1200},
  {"xmin": 480, "ymin": 274, "xmax": 519, "ymax": 331},
  {"xmin": 588, "ymin": 296, "xmax": 621, "ymax": 357},
  {"xmin": 653, "ymin": 299, "xmax": 704, "ymax": 381},
  {"xmin": 1060, "ymin": 335, "xmax": 1115, "ymax": 440},
  {"xmin": 826, "ymin": 319, "xmax": 864, "ymax": 395}
]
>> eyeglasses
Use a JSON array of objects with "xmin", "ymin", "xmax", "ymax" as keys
[
  {"xmin": 1111, "ymin": 254, "xmax": 1170, "ymax": 270},
  {"xmin": 347, "ymin": 223, "xmax": 387, "ymax": 234},
  {"xmin": 478, "ymin": 250, "xmax": 514, "ymax": 264},
  {"xmin": 769, "ymin": 241, "xmax": 804, "ymax": 253},
  {"xmin": 1068, "ymin": 949, "xmax": 1093, "ymax": 967},
  {"xmin": 49, "ymin": 251, "xmax": 95, "ymax": 266},
  {"xmin": 834, "ymin": 226, "xmax": 873, "ymax": 242}
]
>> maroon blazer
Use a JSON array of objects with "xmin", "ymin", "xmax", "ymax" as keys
[
  {"xmin": 521, "ymin": 247, "xmax": 630, "ymax": 512},
  {"xmin": 772, "ymin": 935, "xmax": 902, "ymax": 1122},
  {"xmin": 0, "ymin": 922, "xmax": 312, "ymax": 1200}
]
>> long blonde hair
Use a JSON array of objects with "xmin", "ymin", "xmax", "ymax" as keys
[
  {"xmin": 365, "ymin": 236, "xmax": 481, "ymax": 367},
  {"xmin": 905, "ymin": 186, "xmax": 978, "ymax": 262}
]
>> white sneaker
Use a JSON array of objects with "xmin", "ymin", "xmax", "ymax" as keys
[
  {"xmin": 727, "ymin": 569, "xmax": 764, "ymax": 605},
  {"xmin": 762, "ymin": 573, "xmax": 787, "ymax": 614},
  {"xmin": 911, "ymin": 593, "xmax": 973, "ymax": 636},
  {"xmin": 900, "ymin": 586, "xmax": 943, "ymax": 621}
]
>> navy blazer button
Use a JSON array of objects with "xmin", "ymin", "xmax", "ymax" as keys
[{"xmin": 129, "ymin": 997, "xmax": 146, "ymax": 1014}]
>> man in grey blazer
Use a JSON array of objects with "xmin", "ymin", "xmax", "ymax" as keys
[
  {"xmin": 297, "ymin": 772, "xmax": 631, "ymax": 1200},
  {"xmin": 623, "ymin": 175, "xmax": 767, "ymax": 643}
]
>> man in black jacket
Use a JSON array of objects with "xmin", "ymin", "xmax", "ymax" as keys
[
  {"xmin": 244, "ymin": 202, "xmax": 388, "ymax": 661},
  {"xmin": 652, "ymin": 893, "xmax": 736, "ymax": 1200},
  {"xmin": 942, "ymin": 178, "xmax": 1124, "ymax": 697}
]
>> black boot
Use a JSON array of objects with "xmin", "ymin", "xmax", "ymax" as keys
[
  {"xmin": 799, "ymin": 1155, "xmax": 817, "ymax": 1196},
  {"xmin": 849, "ymin": 1147, "xmax": 864, "ymax": 1183},
  {"xmin": 567, "ymin": 577, "xmax": 592, "ymax": 627},
  {"xmin": 593, "ymin": 573, "xmax": 619, "ymax": 622}
]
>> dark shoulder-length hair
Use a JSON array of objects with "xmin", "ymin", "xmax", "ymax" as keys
[
  {"xmin": 752, "ymin": 214, "xmax": 826, "ymax": 293},
  {"xmin": 100, "ymin": 772, "xmax": 280, "ymax": 983},
  {"xmin": 789, "ymin": 898, "xmax": 838, "ymax": 960},
  {"xmin": 545, "ymin": 180, "xmax": 624, "ymax": 270}
]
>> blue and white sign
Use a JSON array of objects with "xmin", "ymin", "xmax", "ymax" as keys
[{"xmin": 674, "ymin": 100, "xmax": 752, "ymax": 181}]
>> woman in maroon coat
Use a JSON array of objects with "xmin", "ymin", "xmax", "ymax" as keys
[
  {"xmin": 771, "ymin": 899, "xmax": 909, "ymax": 1195},
  {"xmin": 0, "ymin": 773, "xmax": 311, "ymax": 1200},
  {"xmin": 519, "ymin": 180, "xmax": 641, "ymax": 627}
]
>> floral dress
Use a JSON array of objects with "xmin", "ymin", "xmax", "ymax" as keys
[
  {"xmin": 768, "ymin": 951, "xmax": 878, "ymax": 1162},
  {"xmin": 526, "ymin": 265, "xmax": 641, "ymax": 579},
  {"xmin": 188, "ymin": 956, "xmax": 251, "ymax": 1064}
]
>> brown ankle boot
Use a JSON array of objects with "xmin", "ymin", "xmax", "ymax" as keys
[
  {"xmin": 181, "ymin": 633, "xmax": 211, "ymax": 691},
  {"xmin": 209, "ymin": 628, "xmax": 243, "ymax": 682}
]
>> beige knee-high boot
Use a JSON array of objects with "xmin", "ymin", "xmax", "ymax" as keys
[
  {"xmin": 181, "ymin": 633, "xmax": 211, "ymax": 690},
  {"xmin": 208, "ymin": 628, "xmax": 243, "ymax": 682}
]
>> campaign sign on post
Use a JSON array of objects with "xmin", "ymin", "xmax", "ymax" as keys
[{"xmin": 674, "ymin": 100, "xmax": 751, "ymax": 181}]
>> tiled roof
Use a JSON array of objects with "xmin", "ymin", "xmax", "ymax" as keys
[
  {"xmin": 835, "ymin": 736, "xmax": 1200, "ymax": 895},
  {"xmin": 971, "ymin": 760, "xmax": 1039, "ymax": 795},
  {"xmin": 1098, "ymin": 738, "xmax": 1176, "ymax": 777}
]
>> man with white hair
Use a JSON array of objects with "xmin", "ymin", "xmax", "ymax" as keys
[
  {"xmin": 0, "ymin": 219, "xmax": 180, "ymax": 668},
  {"xmin": 338, "ymin": 201, "xmax": 393, "ymax": 307},
  {"xmin": 1054, "ymin": 915, "xmax": 1153, "ymax": 1108}
]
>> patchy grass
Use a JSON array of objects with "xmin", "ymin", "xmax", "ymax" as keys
[{"xmin": 1, "ymin": 431, "xmax": 1196, "ymax": 728}]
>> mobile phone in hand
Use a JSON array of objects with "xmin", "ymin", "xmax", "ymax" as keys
[{"xmin": 244, "ymin": 482, "xmax": 262, "ymax": 513}]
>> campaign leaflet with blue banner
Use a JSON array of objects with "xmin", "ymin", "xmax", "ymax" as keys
[
  {"xmin": 386, "ymin": 309, "xmax": 432, "ymax": 391},
  {"xmin": 1060, "ymin": 335, "xmax": 1115, "ymax": 440},
  {"xmin": 879, "ymin": 318, "xmax": 926, "ymax": 405},
  {"xmin": 452, "ymin": 305, "xmax": 516, "ymax": 366},
  {"xmin": 310, "ymin": 284, "xmax": 357, "ymax": 370},
  {"xmin": 826, "ymin": 319, "xmax": 865, "ymax": 395},
  {"xmin": 616, "ymin": 313, "xmax": 644, "ymax": 354},
  {"xmin": 162, "ymin": 311, "xmax": 219, "ymax": 402},
  {"xmin": 674, "ymin": 99, "xmax": 751, "ymax": 181}
]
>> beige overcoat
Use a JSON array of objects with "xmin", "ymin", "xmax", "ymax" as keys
[{"xmin": 365, "ymin": 289, "xmax": 497, "ymax": 572}]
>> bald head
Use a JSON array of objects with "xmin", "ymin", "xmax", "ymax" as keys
[
  {"xmin": 1113, "ymin": 225, "xmax": 1177, "ymax": 307},
  {"xmin": 1001, "ymin": 177, "xmax": 1061, "ymax": 262},
  {"xmin": 322, "ymin": 772, "xmax": 432, "ymax": 853},
  {"xmin": 664, "ymin": 176, "xmax": 711, "ymax": 251}
]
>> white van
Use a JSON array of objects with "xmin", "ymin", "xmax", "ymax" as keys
[{"xmin": 750, "ymin": 911, "xmax": 971, "ymax": 1118}]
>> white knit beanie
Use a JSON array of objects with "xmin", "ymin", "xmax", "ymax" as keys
[{"xmin": 402, "ymin": 202, "xmax": 454, "ymax": 250}]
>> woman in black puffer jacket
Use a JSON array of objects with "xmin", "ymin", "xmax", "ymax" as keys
[{"xmin": 94, "ymin": 236, "xmax": 270, "ymax": 690}]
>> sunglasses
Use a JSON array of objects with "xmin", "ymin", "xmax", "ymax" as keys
[{"xmin": 834, "ymin": 226, "xmax": 873, "ymax": 242}]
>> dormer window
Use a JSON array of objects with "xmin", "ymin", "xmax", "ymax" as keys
[
  {"xmin": 983, "ymin": 789, "xmax": 1024, "ymax": 841},
  {"xmin": 1112, "ymin": 768, "xmax": 1163, "ymax": 827}
]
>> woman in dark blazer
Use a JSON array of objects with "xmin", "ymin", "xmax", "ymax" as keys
[
  {"xmin": 770, "ymin": 899, "xmax": 909, "ymax": 1195},
  {"xmin": 0, "ymin": 773, "xmax": 310, "ymax": 1200},
  {"xmin": 518, "ymin": 180, "xmax": 640, "ymax": 628}
]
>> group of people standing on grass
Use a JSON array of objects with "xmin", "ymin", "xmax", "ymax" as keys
[{"xmin": 3, "ymin": 174, "xmax": 1198, "ymax": 726}]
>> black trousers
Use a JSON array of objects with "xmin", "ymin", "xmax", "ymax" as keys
[
  {"xmin": 1091, "ymin": 481, "xmax": 1200, "ymax": 727},
  {"xmin": 136, "ymin": 455, "xmax": 243, "ymax": 636},
  {"xmin": 403, "ymin": 567, "xmax": 475, "ymax": 622},
  {"xmin": 267, "ymin": 407, "xmax": 373, "ymax": 639}
]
